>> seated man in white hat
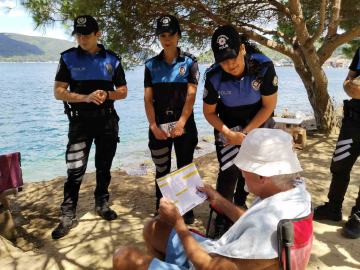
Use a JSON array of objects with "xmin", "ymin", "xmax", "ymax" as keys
[{"xmin": 113, "ymin": 129, "xmax": 312, "ymax": 270}]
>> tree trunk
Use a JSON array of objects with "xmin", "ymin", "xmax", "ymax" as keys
[{"xmin": 294, "ymin": 65, "xmax": 339, "ymax": 134}]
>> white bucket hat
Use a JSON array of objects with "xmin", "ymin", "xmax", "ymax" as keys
[{"xmin": 234, "ymin": 128, "xmax": 302, "ymax": 177}]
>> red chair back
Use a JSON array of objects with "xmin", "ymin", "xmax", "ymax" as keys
[
  {"xmin": 280, "ymin": 213, "xmax": 313, "ymax": 270},
  {"xmin": 0, "ymin": 152, "xmax": 23, "ymax": 193}
]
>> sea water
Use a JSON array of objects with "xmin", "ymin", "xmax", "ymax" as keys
[{"xmin": 0, "ymin": 63, "xmax": 349, "ymax": 182}]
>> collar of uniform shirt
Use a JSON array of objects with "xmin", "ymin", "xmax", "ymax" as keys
[
  {"xmin": 220, "ymin": 55, "xmax": 250, "ymax": 82},
  {"xmin": 77, "ymin": 44, "xmax": 107, "ymax": 58},
  {"xmin": 155, "ymin": 47, "xmax": 185, "ymax": 62}
]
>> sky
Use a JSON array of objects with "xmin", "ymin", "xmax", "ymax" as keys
[{"xmin": 0, "ymin": 0, "xmax": 71, "ymax": 40}]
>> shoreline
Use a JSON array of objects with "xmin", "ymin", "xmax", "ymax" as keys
[{"xmin": 21, "ymin": 113, "xmax": 323, "ymax": 183}]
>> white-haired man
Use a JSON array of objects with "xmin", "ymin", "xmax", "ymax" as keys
[{"xmin": 113, "ymin": 129, "xmax": 312, "ymax": 270}]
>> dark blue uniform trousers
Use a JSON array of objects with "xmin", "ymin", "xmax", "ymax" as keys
[
  {"xmin": 61, "ymin": 113, "xmax": 119, "ymax": 217},
  {"xmin": 328, "ymin": 116, "xmax": 360, "ymax": 210},
  {"xmin": 148, "ymin": 126, "xmax": 198, "ymax": 210}
]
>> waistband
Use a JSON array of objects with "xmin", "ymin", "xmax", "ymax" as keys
[
  {"xmin": 64, "ymin": 103, "xmax": 115, "ymax": 118},
  {"xmin": 344, "ymin": 100, "xmax": 360, "ymax": 121}
]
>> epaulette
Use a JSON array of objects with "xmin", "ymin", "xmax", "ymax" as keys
[
  {"xmin": 206, "ymin": 63, "xmax": 221, "ymax": 74},
  {"xmin": 183, "ymin": 51, "xmax": 198, "ymax": 62},
  {"xmin": 60, "ymin": 47, "xmax": 77, "ymax": 55},
  {"xmin": 145, "ymin": 55, "xmax": 158, "ymax": 64},
  {"xmin": 204, "ymin": 63, "xmax": 221, "ymax": 80},
  {"xmin": 107, "ymin": 49, "xmax": 122, "ymax": 61}
]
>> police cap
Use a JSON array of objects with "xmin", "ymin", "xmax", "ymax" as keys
[
  {"xmin": 72, "ymin": 15, "xmax": 99, "ymax": 36},
  {"xmin": 211, "ymin": 25, "xmax": 241, "ymax": 63},
  {"xmin": 156, "ymin": 15, "xmax": 181, "ymax": 37}
]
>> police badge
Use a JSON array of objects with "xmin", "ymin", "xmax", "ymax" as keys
[
  {"xmin": 203, "ymin": 87, "xmax": 208, "ymax": 99},
  {"xmin": 196, "ymin": 70, "xmax": 200, "ymax": 83},
  {"xmin": 179, "ymin": 66, "xmax": 186, "ymax": 76},
  {"xmin": 252, "ymin": 79, "xmax": 260, "ymax": 90},
  {"xmin": 56, "ymin": 63, "xmax": 61, "ymax": 75},
  {"xmin": 273, "ymin": 75, "xmax": 278, "ymax": 86},
  {"xmin": 77, "ymin": 17, "xmax": 87, "ymax": 25},
  {"xmin": 105, "ymin": 63, "xmax": 113, "ymax": 75}
]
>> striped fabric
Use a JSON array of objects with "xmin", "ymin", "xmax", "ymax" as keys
[
  {"xmin": 218, "ymin": 144, "xmax": 240, "ymax": 171},
  {"xmin": 0, "ymin": 152, "xmax": 23, "ymax": 193}
]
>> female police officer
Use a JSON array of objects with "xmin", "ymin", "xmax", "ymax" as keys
[
  {"xmin": 203, "ymin": 25, "xmax": 278, "ymax": 236},
  {"xmin": 144, "ymin": 15, "xmax": 199, "ymax": 224},
  {"xmin": 314, "ymin": 46, "xmax": 360, "ymax": 239}
]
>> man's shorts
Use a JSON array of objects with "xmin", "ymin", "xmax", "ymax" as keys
[{"xmin": 148, "ymin": 228, "xmax": 211, "ymax": 270}]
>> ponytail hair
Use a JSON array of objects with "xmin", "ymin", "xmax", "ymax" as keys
[{"xmin": 240, "ymin": 34, "xmax": 263, "ymax": 55}]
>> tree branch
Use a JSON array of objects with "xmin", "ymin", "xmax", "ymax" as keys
[
  {"xmin": 318, "ymin": 24, "xmax": 360, "ymax": 65},
  {"xmin": 267, "ymin": 0, "xmax": 292, "ymax": 19},
  {"xmin": 308, "ymin": 0, "xmax": 327, "ymax": 45},
  {"xmin": 326, "ymin": 0, "xmax": 341, "ymax": 39},
  {"xmin": 240, "ymin": 22, "xmax": 293, "ymax": 44}
]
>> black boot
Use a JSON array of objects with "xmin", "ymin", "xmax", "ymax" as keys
[
  {"xmin": 52, "ymin": 216, "xmax": 79, "ymax": 239},
  {"xmin": 313, "ymin": 202, "xmax": 342, "ymax": 221},
  {"xmin": 342, "ymin": 206, "xmax": 360, "ymax": 239},
  {"xmin": 96, "ymin": 203, "xmax": 117, "ymax": 221}
]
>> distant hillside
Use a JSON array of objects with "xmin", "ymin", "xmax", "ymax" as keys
[{"xmin": 0, "ymin": 33, "xmax": 76, "ymax": 62}]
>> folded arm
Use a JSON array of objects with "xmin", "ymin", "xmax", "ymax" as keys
[{"xmin": 344, "ymin": 70, "xmax": 360, "ymax": 99}]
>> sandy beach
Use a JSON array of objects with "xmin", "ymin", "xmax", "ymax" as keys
[{"xmin": 1, "ymin": 128, "xmax": 360, "ymax": 270}]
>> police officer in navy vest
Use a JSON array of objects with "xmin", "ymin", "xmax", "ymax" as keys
[
  {"xmin": 203, "ymin": 25, "xmax": 278, "ymax": 237},
  {"xmin": 144, "ymin": 15, "xmax": 199, "ymax": 224},
  {"xmin": 52, "ymin": 15, "xmax": 127, "ymax": 239},
  {"xmin": 314, "ymin": 47, "xmax": 360, "ymax": 239}
]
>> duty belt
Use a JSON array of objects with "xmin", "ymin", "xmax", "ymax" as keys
[
  {"xmin": 344, "ymin": 100, "xmax": 360, "ymax": 121},
  {"xmin": 156, "ymin": 110, "xmax": 182, "ymax": 124},
  {"xmin": 63, "ymin": 102, "xmax": 115, "ymax": 119}
]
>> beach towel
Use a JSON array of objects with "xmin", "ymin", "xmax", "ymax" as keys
[
  {"xmin": 0, "ymin": 153, "xmax": 23, "ymax": 194},
  {"xmin": 199, "ymin": 179, "xmax": 312, "ymax": 260}
]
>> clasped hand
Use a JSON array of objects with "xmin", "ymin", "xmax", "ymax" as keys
[
  {"xmin": 223, "ymin": 131, "xmax": 247, "ymax": 146},
  {"xmin": 85, "ymin": 90, "xmax": 107, "ymax": 105},
  {"xmin": 170, "ymin": 123, "xmax": 184, "ymax": 138}
]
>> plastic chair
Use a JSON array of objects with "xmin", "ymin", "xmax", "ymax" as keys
[
  {"xmin": 277, "ymin": 211, "xmax": 314, "ymax": 270},
  {"xmin": 204, "ymin": 204, "xmax": 313, "ymax": 270}
]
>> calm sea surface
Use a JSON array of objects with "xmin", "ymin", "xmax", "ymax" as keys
[{"xmin": 0, "ymin": 63, "xmax": 349, "ymax": 182}]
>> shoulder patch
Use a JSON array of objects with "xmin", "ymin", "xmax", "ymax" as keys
[
  {"xmin": 204, "ymin": 63, "xmax": 221, "ymax": 82},
  {"xmin": 60, "ymin": 47, "xmax": 77, "ymax": 55},
  {"xmin": 206, "ymin": 63, "xmax": 221, "ymax": 76},
  {"xmin": 183, "ymin": 51, "xmax": 198, "ymax": 62},
  {"xmin": 107, "ymin": 49, "xmax": 122, "ymax": 61},
  {"xmin": 145, "ymin": 56, "xmax": 156, "ymax": 64}
]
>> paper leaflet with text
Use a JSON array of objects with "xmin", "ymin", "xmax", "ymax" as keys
[{"xmin": 157, "ymin": 163, "xmax": 209, "ymax": 215}]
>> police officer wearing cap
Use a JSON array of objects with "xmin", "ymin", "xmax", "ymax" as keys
[
  {"xmin": 203, "ymin": 25, "xmax": 278, "ymax": 236},
  {"xmin": 314, "ymin": 47, "xmax": 360, "ymax": 239},
  {"xmin": 52, "ymin": 15, "xmax": 127, "ymax": 239},
  {"xmin": 144, "ymin": 15, "xmax": 200, "ymax": 224}
]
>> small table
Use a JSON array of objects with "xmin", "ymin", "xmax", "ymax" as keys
[
  {"xmin": 273, "ymin": 117, "xmax": 307, "ymax": 149},
  {"xmin": 273, "ymin": 117, "xmax": 303, "ymax": 129}
]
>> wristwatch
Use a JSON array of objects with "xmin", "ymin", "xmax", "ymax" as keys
[
  {"xmin": 105, "ymin": 90, "xmax": 109, "ymax": 99},
  {"xmin": 242, "ymin": 129, "xmax": 248, "ymax": 135}
]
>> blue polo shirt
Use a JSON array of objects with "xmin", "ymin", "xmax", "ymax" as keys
[
  {"xmin": 55, "ymin": 44, "xmax": 126, "ymax": 111},
  {"xmin": 144, "ymin": 48, "xmax": 199, "ymax": 127},
  {"xmin": 203, "ymin": 53, "xmax": 278, "ymax": 128}
]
